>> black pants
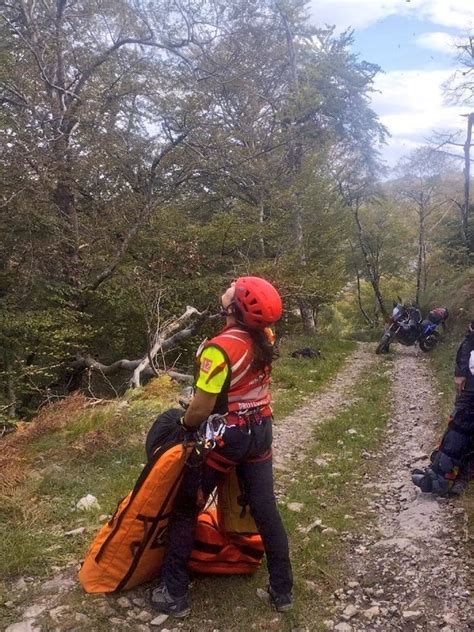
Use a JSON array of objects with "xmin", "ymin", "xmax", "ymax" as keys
[
  {"xmin": 161, "ymin": 418, "xmax": 293, "ymax": 598},
  {"xmin": 432, "ymin": 396, "xmax": 474, "ymax": 479}
]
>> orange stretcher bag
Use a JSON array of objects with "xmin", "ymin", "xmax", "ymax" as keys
[
  {"xmin": 189, "ymin": 468, "xmax": 264, "ymax": 575},
  {"xmin": 189, "ymin": 506, "xmax": 264, "ymax": 575},
  {"xmin": 78, "ymin": 440, "xmax": 194, "ymax": 593}
]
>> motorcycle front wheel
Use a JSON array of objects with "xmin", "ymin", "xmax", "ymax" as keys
[
  {"xmin": 376, "ymin": 333, "xmax": 392, "ymax": 355},
  {"xmin": 419, "ymin": 331, "xmax": 440, "ymax": 352}
]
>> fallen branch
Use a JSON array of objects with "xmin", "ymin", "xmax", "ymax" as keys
[
  {"xmin": 131, "ymin": 305, "xmax": 200, "ymax": 387},
  {"xmin": 70, "ymin": 306, "xmax": 221, "ymax": 389}
]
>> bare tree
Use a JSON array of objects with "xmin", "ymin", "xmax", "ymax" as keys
[
  {"xmin": 395, "ymin": 147, "xmax": 453, "ymax": 303},
  {"xmin": 437, "ymin": 35, "xmax": 474, "ymax": 251},
  {"xmin": 430, "ymin": 115, "xmax": 474, "ymax": 251},
  {"xmin": 70, "ymin": 306, "xmax": 221, "ymax": 389},
  {"xmin": 331, "ymin": 148, "xmax": 388, "ymax": 319}
]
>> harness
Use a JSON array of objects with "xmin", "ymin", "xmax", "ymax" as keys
[{"xmin": 202, "ymin": 412, "xmax": 272, "ymax": 474}]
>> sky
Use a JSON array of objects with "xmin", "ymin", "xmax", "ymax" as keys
[{"xmin": 307, "ymin": 0, "xmax": 474, "ymax": 170}]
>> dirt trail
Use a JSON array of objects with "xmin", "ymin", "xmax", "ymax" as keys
[
  {"xmin": 330, "ymin": 346, "xmax": 473, "ymax": 632},
  {"xmin": 273, "ymin": 343, "xmax": 377, "ymax": 490}
]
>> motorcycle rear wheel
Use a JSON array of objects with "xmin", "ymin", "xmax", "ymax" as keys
[
  {"xmin": 419, "ymin": 331, "xmax": 440, "ymax": 352},
  {"xmin": 376, "ymin": 333, "xmax": 391, "ymax": 355}
]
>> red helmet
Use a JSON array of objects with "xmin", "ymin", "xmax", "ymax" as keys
[{"xmin": 233, "ymin": 276, "xmax": 283, "ymax": 329}]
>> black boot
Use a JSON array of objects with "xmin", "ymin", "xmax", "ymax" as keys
[
  {"xmin": 268, "ymin": 586, "xmax": 294, "ymax": 612},
  {"xmin": 150, "ymin": 584, "xmax": 190, "ymax": 618},
  {"xmin": 412, "ymin": 467, "xmax": 451, "ymax": 495}
]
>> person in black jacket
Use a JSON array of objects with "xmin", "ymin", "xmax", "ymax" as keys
[
  {"xmin": 454, "ymin": 321, "xmax": 474, "ymax": 403},
  {"xmin": 412, "ymin": 321, "xmax": 474, "ymax": 495}
]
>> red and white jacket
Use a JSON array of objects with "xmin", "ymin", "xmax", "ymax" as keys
[{"xmin": 196, "ymin": 326, "xmax": 272, "ymax": 414}]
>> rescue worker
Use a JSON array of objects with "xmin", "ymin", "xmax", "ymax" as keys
[
  {"xmin": 151, "ymin": 276, "xmax": 293, "ymax": 617},
  {"xmin": 412, "ymin": 320, "xmax": 474, "ymax": 495}
]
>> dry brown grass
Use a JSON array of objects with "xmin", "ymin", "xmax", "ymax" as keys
[
  {"xmin": 0, "ymin": 393, "xmax": 91, "ymax": 496},
  {"xmin": 71, "ymin": 428, "xmax": 117, "ymax": 457}
]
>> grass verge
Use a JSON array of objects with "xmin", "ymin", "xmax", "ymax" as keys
[{"xmin": 271, "ymin": 336, "xmax": 356, "ymax": 418}]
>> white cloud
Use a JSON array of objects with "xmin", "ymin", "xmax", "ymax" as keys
[
  {"xmin": 309, "ymin": 0, "xmax": 408, "ymax": 30},
  {"xmin": 416, "ymin": 31, "xmax": 458, "ymax": 54},
  {"xmin": 424, "ymin": 0, "xmax": 474, "ymax": 29},
  {"xmin": 305, "ymin": 2, "xmax": 474, "ymax": 167},
  {"xmin": 371, "ymin": 69, "xmax": 467, "ymax": 165},
  {"xmin": 372, "ymin": 69, "xmax": 451, "ymax": 116},
  {"xmin": 309, "ymin": 0, "xmax": 474, "ymax": 31}
]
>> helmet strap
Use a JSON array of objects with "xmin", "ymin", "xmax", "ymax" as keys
[{"xmin": 224, "ymin": 302, "xmax": 238, "ymax": 325}]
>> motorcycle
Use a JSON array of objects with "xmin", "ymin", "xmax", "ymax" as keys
[{"xmin": 375, "ymin": 304, "xmax": 448, "ymax": 355}]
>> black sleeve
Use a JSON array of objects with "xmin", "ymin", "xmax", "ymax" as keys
[{"xmin": 455, "ymin": 337, "xmax": 472, "ymax": 377}]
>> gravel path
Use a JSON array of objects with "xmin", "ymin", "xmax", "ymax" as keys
[
  {"xmin": 330, "ymin": 345, "xmax": 473, "ymax": 632},
  {"xmin": 273, "ymin": 343, "xmax": 378, "ymax": 491}
]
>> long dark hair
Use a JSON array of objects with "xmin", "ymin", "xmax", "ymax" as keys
[{"xmin": 233, "ymin": 305, "xmax": 277, "ymax": 371}]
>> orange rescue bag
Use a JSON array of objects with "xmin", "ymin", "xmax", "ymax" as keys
[
  {"xmin": 78, "ymin": 441, "xmax": 193, "ymax": 593},
  {"xmin": 189, "ymin": 506, "xmax": 264, "ymax": 575},
  {"xmin": 189, "ymin": 469, "xmax": 264, "ymax": 575}
]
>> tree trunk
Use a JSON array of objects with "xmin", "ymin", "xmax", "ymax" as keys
[
  {"xmin": 416, "ymin": 209, "xmax": 425, "ymax": 304},
  {"xmin": 52, "ymin": 132, "xmax": 81, "ymax": 289},
  {"xmin": 297, "ymin": 297, "xmax": 316, "ymax": 335},
  {"xmin": 279, "ymin": 6, "xmax": 315, "ymax": 333},
  {"xmin": 259, "ymin": 198, "xmax": 266, "ymax": 257},
  {"xmin": 462, "ymin": 113, "xmax": 473, "ymax": 250},
  {"xmin": 353, "ymin": 206, "xmax": 387, "ymax": 318},
  {"xmin": 2, "ymin": 348, "xmax": 16, "ymax": 418},
  {"xmin": 422, "ymin": 241, "xmax": 428, "ymax": 294},
  {"xmin": 355, "ymin": 268, "xmax": 374, "ymax": 326}
]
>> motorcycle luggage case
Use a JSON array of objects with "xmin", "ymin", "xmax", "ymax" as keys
[{"xmin": 428, "ymin": 308, "xmax": 447, "ymax": 324}]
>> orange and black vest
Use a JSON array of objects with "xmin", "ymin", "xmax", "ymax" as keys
[{"xmin": 196, "ymin": 326, "xmax": 272, "ymax": 414}]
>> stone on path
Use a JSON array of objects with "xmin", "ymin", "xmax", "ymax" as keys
[
  {"xmin": 49, "ymin": 605, "xmax": 70, "ymax": 622},
  {"xmin": 23, "ymin": 604, "xmax": 46, "ymax": 618},
  {"xmin": 117, "ymin": 596, "xmax": 132, "ymax": 608},
  {"xmin": 64, "ymin": 527, "xmax": 85, "ymax": 536},
  {"xmin": 402, "ymin": 610, "xmax": 423, "ymax": 622},
  {"xmin": 5, "ymin": 623, "xmax": 40, "ymax": 632},
  {"xmin": 41, "ymin": 575, "xmax": 75, "ymax": 592},
  {"xmin": 363, "ymin": 606, "xmax": 380, "ymax": 620},
  {"xmin": 76, "ymin": 494, "xmax": 100, "ymax": 511},
  {"xmin": 321, "ymin": 527, "xmax": 338, "ymax": 536},
  {"xmin": 342, "ymin": 604, "xmax": 358, "ymax": 619}
]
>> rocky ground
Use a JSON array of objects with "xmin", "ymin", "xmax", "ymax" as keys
[
  {"xmin": 327, "ymin": 346, "xmax": 473, "ymax": 632},
  {"xmin": 3, "ymin": 344, "xmax": 473, "ymax": 632}
]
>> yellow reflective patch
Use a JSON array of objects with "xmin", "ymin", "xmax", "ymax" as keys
[{"xmin": 196, "ymin": 346, "xmax": 229, "ymax": 394}]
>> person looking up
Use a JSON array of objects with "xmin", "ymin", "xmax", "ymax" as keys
[{"xmin": 151, "ymin": 276, "xmax": 293, "ymax": 617}]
